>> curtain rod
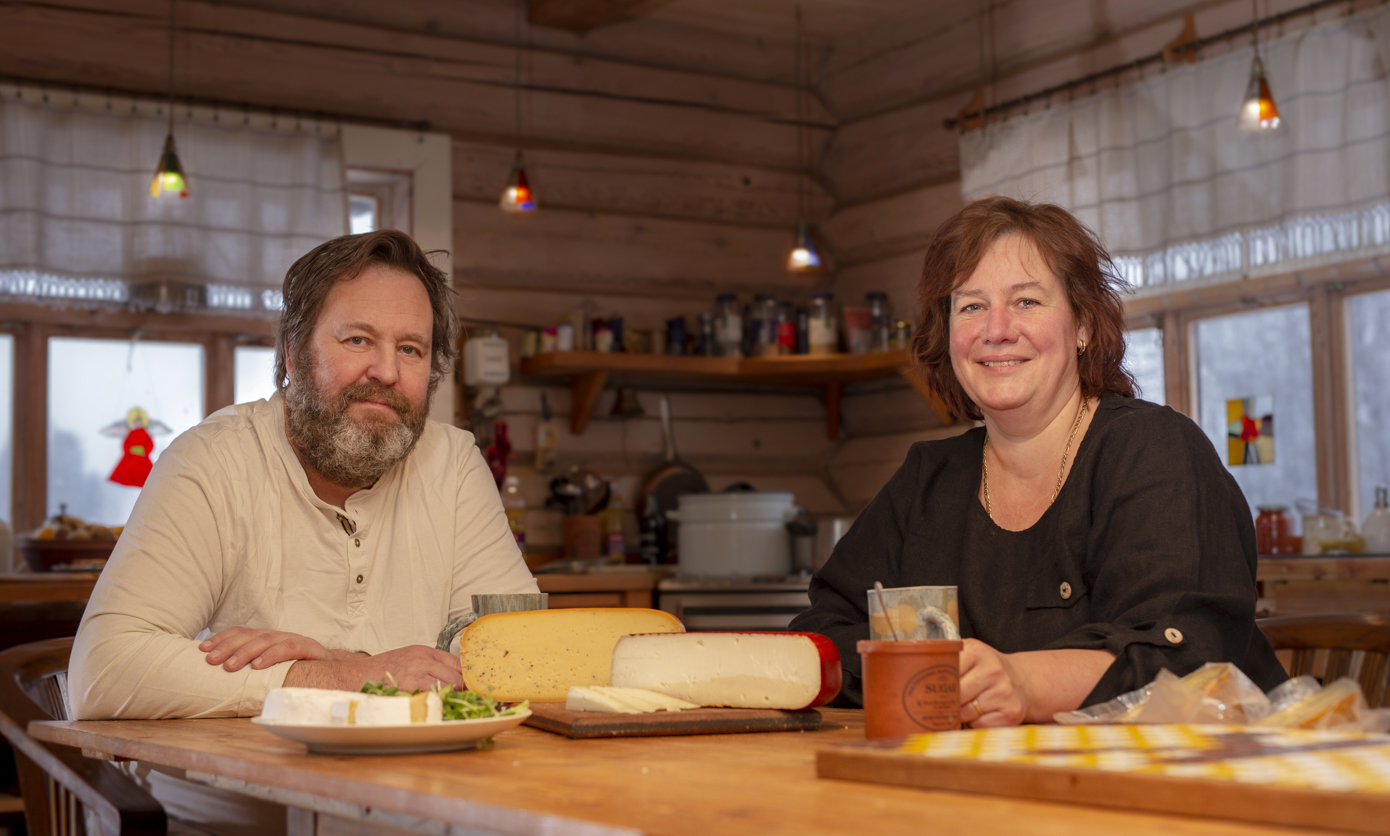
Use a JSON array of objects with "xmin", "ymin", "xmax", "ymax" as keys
[
  {"xmin": 944, "ymin": 0, "xmax": 1364, "ymax": 131},
  {"xmin": 0, "ymin": 73, "xmax": 431, "ymax": 133}
]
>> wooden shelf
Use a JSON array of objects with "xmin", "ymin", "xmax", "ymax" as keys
[{"xmin": 519, "ymin": 350, "xmax": 953, "ymax": 438}]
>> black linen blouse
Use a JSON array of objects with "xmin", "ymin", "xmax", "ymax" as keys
[{"xmin": 789, "ymin": 394, "xmax": 1288, "ymax": 708}]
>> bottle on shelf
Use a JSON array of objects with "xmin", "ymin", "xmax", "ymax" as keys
[
  {"xmin": 714, "ymin": 294, "xmax": 742, "ymax": 358},
  {"xmin": 1364, "ymin": 486, "xmax": 1390, "ymax": 554},
  {"xmin": 776, "ymin": 301, "xmax": 796, "ymax": 355},
  {"xmin": 867, "ymin": 292, "xmax": 892, "ymax": 353},
  {"xmin": 639, "ymin": 493, "xmax": 667, "ymax": 565},
  {"xmin": 602, "ymin": 482, "xmax": 627, "ymax": 561},
  {"xmin": 808, "ymin": 293, "xmax": 837, "ymax": 355},
  {"xmin": 795, "ymin": 307, "xmax": 810, "ymax": 354},
  {"xmin": 502, "ymin": 475, "xmax": 526, "ymax": 552}
]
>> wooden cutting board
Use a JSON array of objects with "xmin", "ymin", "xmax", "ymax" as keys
[
  {"xmin": 817, "ymin": 724, "xmax": 1390, "ymax": 835},
  {"xmin": 524, "ymin": 702, "xmax": 824, "ymax": 738}
]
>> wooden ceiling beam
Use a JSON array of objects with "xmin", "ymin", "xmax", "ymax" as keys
[{"xmin": 528, "ymin": 0, "xmax": 672, "ymax": 33}]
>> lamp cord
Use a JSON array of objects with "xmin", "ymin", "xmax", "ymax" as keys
[
  {"xmin": 514, "ymin": 0, "xmax": 523, "ymax": 150},
  {"xmin": 795, "ymin": 5, "xmax": 804, "ymax": 224},
  {"xmin": 166, "ymin": 0, "xmax": 176, "ymax": 133}
]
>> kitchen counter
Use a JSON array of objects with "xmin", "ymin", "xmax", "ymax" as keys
[{"xmin": 30, "ymin": 711, "xmax": 1332, "ymax": 836}]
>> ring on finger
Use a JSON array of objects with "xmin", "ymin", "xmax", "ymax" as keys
[{"xmin": 971, "ymin": 698, "xmax": 984, "ymax": 719}]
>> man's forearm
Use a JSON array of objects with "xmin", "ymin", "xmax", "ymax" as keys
[{"xmin": 283, "ymin": 651, "xmax": 368, "ymax": 690}]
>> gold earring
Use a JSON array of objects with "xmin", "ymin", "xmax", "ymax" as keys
[{"xmin": 1077, "ymin": 339, "xmax": 1087, "ymax": 356}]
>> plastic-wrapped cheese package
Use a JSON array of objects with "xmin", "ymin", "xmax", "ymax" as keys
[{"xmin": 1055, "ymin": 662, "xmax": 1390, "ymax": 732}]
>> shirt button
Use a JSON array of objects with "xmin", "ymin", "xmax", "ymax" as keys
[
  {"xmin": 1059, "ymin": 582, "xmax": 1072, "ymax": 600},
  {"xmin": 356, "ymin": 574, "xmax": 364, "ymax": 584},
  {"xmin": 355, "ymin": 538, "xmax": 361, "ymax": 548},
  {"xmin": 1165, "ymin": 627, "xmax": 1184, "ymax": 644}
]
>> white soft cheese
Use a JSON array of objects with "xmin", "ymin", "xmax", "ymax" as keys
[
  {"xmin": 566, "ymin": 686, "xmax": 698, "ymax": 714},
  {"xmin": 333, "ymin": 692, "xmax": 445, "ymax": 726},
  {"xmin": 259, "ymin": 688, "xmax": 370, "ymax": 725},
  {"xmin": 610, "ymin": 633, "xmax": 822, "ymax": 709}
]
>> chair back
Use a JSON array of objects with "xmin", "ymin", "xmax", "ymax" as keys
[
  {"xmin": 1257, "ymin": 613, "xmax": 1390, "ymax": 708},
  {"xmin": 0, "ymin": 638, "xmax": 166, "ymax": 835}
]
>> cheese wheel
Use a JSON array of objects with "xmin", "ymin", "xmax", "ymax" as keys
[
  {"xmin": 460, "ymin": 608, "xmax": 684, "ymax": 702},
  {"xmin": 610, "ymin": 631, "xmax": 841, "ymax": 710},
  {"xmin": 260, "ymin": 688, "xmax": 368, "ymax": 725}
]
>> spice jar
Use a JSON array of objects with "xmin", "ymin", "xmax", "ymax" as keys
[{"xmin": 1255, "ymin": 505, "xmax": 1292, "ymax": 555}]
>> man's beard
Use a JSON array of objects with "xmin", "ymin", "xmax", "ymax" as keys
[{"xmin": 284, "ymin": 354, "xmax": 430, "ymax": 490}]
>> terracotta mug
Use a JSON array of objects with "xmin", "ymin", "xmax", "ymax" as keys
[{"xmin": 857, "ymin": 639, "xmax": 963, "ymax": 738}]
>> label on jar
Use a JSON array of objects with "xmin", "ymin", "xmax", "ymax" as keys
[
  {"xmin": 901, "ymin": 664, "xmax": 959, "ymax": 731},
  {"xmin": 808, "ymin": 316, "xmax": 836, "ymax": 350}
]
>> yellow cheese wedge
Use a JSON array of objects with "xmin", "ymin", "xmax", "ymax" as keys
[{"xmin": 460, "ymin": 608, "xmax": 684, "ymax": 702}]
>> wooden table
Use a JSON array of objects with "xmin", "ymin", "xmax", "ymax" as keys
[
  {"xmin": 0, "ymin": 573, "xmax": 99, "ymax": 605},
  {"xmin": 29, "ymin": 711, "xmax": 1341, "ymax": 836},
  {"xmin": 1257, "ymin": 556, "xmax": 1390, "ymax": 615}
]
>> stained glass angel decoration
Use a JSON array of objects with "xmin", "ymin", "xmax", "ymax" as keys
[{"xmin": 100, "ymin": 407, "xmax": 173, "ymax": 487}]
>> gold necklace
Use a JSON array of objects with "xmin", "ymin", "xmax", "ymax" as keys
[{"xmin": 982, "ymin": 398, "xmax": 1089, "ymax": 523}]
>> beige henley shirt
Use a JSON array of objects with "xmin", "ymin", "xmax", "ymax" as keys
[{"xmin": 69, "ymin": 393, "xmax": 538, "ymax": 720}]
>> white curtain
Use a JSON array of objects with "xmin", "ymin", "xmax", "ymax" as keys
[
  {"xmin": 960, "ymin": 6, "xmax": 1390, "ymax": 289},
  {"xmin": 0, "ymin": 84, "xmax": 346, "ymax": 314}
]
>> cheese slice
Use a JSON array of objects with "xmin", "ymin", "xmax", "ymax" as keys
[
  {"xmin": 328, "ymin": 691, "xmax": 444, "ymax": 726},
  {"xmin": 260, "ymin": 688, "xmax": 369, "ymax": 725},
  {"xmin": 610, "ymin": 632, "xmax": 842, "ymax": 710},
  {"xmin": 460, "ymin": 608, "xmax": 684, "ymax": 702},
  {"xmin": 566, "ymin": 686, "xmax": 699, "ymax": 713}
]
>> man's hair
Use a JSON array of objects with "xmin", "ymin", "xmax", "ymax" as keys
[
  {"xmin": 911, "ymin": 196, "xmax": 1136, "ymax": 421},
  {"xmin": 274, "ymin": 230, "xmax": 458, "ymax": 391}
]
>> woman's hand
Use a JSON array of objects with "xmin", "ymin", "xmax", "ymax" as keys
[
  {"xmin": 959, "ymin": 641, "xmax": 1118, "ymax": 726},
  {"xmin": 959, "ymin": 638, "xmax": 1028, "ymax": 727}
]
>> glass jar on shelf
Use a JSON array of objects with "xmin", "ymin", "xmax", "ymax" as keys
[
  {"xmin": 1255, "ymin": 505, "xmax": 1292, "ymax": 555},
  {"xmin": 808, "ymin": 293, "xmax": 837, "ymax": 355},
  {"xmin": 753, "ymin": 295, "xmax": 780, "ymax": 356},
  {"xmin": 714, "ymin": 293, "xmax": 742, "ymax": 358},
  {"xmin": 866, "ymin": 292, "xmax": 892, "ymax": 353}
]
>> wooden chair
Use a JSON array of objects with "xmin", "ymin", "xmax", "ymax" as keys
[
  {"xmin": 1257, "ymin": 613, "xmax": 1390, "ymax": 708},
  {"xmin": 0, "ymin": 637, "xmax": 167, "ymax": 835}
]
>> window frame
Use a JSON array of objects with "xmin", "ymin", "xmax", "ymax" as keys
[
  {"xmin": 1125, "ymin": 263, "xmax": 1390, "ymax": 517},
  {"xmin": 1, "ymin": 301, "xmax": 274, "ymax": 533}
]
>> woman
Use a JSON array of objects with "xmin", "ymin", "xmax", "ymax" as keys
[{"xmin": 789, "ymin": 197, "xmax": 1286, "ymax": 726}]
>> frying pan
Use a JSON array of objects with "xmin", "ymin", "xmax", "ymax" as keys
[{"xmin": 639, "ymin": 395, "xmax": 709, "ymax": 526}]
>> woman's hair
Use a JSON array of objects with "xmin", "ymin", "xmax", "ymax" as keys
[
  {"xmin": 911, "ymin": 196, "xmax": 1135, "ymax": 421},
  {"xmin": 274, "ymin": 229, "xmax": 458, "ymax": 392}
]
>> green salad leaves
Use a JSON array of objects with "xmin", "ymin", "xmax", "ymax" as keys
[{"xmin": 359, "ymin": 676, "xmax": 529, "ymax": 721}]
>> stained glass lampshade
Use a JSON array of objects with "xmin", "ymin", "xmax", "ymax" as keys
[
  {"xmin": 1237, "ymin": 55, "xmax": 1281, "ymax": 132},
  {"xmin": 787, "ymin": 220, "xmax": 822, "ymax": 273},
  {"xmin": 499, "ymin": 151, "xmax": 537, "ymax": 213},
  {"xmin": 149, "ymin": 133, "xmax": 189, "ymax": 198}
]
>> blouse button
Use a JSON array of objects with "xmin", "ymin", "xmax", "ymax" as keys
[
  {"xmin": 355, "ymin": 538, "xmax": 361, "ymax": 548},
  {"xmin": 1059, "ymin": 582, "xmax": 1072, "ymax": 600},
  {"xmin": 356, "ymin": 574, "xmax": 364, "ymax": 584},
  {"xmin": 1165, "ymin": 627, "xmax": 1184, "ymax": 644}
]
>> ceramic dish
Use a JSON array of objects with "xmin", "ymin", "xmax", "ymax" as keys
[{"xmin": 250, "ymin": 710, "xmax": 530, "ymax": 755}]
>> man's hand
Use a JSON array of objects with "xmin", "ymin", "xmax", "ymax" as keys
[
  {"xmin": 200, "ymin": 627, "xmax": 337, "ymax": 672},
  {"xmin": 283, "ymin": 645, "xmax": 463, "ymax": 692}
]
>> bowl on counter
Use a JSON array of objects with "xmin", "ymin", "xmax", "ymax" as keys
[{"xmin": 18, "ymin": 536, "xmax": 117, "ymax": 572}]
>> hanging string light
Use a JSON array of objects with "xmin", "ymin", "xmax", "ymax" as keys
[
  {"xmin": 499, "ymin": 0, "xmax": 537, "ymax": 212},
  {"xmin": 786, "ymin": 6, "xmax": 821, "ymax": 273},
  {"xmin": 1237, "ymin": 0, "xmax": 1281, "ymax": 132},
  {"xmin": 150, "ymin": 0, "xmax": 189, "ymax": 198}
]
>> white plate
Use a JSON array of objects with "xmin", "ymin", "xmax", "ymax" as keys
[{"xmin": 250, "ymin": 710, "xmax": 531, "ymax": 755}]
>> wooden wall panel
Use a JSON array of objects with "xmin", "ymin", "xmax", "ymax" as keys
[
  {"xmin": 820, "ymin": 180, "xmax": 962, "ymax": 267},
  {"xmin": 828, "ymin": 424, "xmax": 969, "ymax": 510},
  {"xmin": 452, "ymin": 200, "xmax": 820, "ymax": 298},
  {"xmin": 452, "ymin": 140, "xmax": 833, "ymax": 227}
]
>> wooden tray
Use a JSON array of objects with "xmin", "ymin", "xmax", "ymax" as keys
[
  {"xmin": 524, "ymin": 702, "xmax": 824, "ymax": 738},
  {"xmin": 817, "ymin": 724, "xmax": 1390, "ymax": 835}
]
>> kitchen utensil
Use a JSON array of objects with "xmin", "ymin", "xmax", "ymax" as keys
[
  {"xmin": 813, "ymin": 515, "xmax": 856, "ymax": 571},
  {"xmin": 668, "ymin": 491, "xmax": 797, "ymax": 577},
  {"xmin": 639, "ymin": 396, "xmax": 708, "ymax": 559},
  {"xmin": 787, "ymin": 518, "xmax": 818, "ymax": 573},
  {"xmin": 568, "ymin": 466, "xmax": 610, "ymax": 515}
]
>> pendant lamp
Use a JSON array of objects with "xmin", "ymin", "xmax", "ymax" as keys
[
  {"xmin": 150, "ymin": 0, "xmax": 189, "ymax": 198},
  {"xmin": 499, "ymin": 150, "xmax": 536, "ymax": 213},
  {"xmin": 787, "ymin": 6, "xmax": 821, "ymax": 274},
  {"xmin": 1237, "ymin": 0, "xmax": 1280, "ymax": 132},
  {"xmin": 499, "ymin": 0, "xmax": 537, "ymax": 213}
]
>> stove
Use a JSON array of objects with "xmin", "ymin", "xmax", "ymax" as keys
[{"xmin": 656, "ymin": 574, "xmax": 812, "ymax": 632}]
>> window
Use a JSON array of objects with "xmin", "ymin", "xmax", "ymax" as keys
[
  {"xmin": 1123, "ymin": 327, "xmax": 1165, "ymax": 405},
  {"xmin": 0, "ymin": 335, "xmax": 12, "ymax": 558},
  {"xmin": 349, "ymin": 193, "xmax": 379, "ymax": 235},
  {"xmin": 234, "ymin": 346, "xmax": 278, "ymax": 405},
  {"xmin": 1347, "ymin": 288, "xmax": 1390, "ymax": 520},
  {"xmin": 1193, "ymin": 305, "xmax": 1317, "ymax": 514},
  {"xmin": 48, "ymin": 338, "xmax": 205, "ymax": 526}
]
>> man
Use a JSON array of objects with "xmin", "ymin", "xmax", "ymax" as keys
[{"xmin": 70, "ymin": 228, "xmax": 537, "ymax": 715}]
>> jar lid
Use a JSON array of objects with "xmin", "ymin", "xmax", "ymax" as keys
[{"xmin": 1256, "ymin": 505, "xmax": 1288, "ymax": 513}]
